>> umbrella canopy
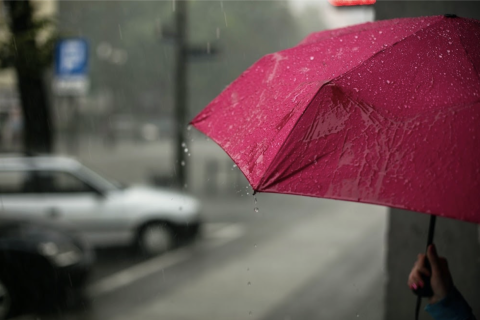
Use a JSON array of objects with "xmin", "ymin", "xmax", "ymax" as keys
[{"xmin": 191, "ymin": 15, "xmax": 480, "ymax": 224}]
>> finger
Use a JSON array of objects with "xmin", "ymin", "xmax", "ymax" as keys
[
  {"xmin": 408, "ymin": 272, "xmax": 425, "ymax": 288},
  {"xmin": 427, "ymin": 244, "xmax": 441, "ymax": 273},
  {"xmin": 417, "ymin": 266, "xmax": 431, "ymax": 277},
  {"xmin": 439, "ymin": 257, "xmax": 449, "ymax": 270},
  {"xmin": 415, "ymin": 253, "xmax": 426, "ymax": 269}
]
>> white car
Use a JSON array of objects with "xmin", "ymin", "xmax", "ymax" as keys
[{"xmin": 0, "ymin": 156, "xmax": 202, "ymax": 256}]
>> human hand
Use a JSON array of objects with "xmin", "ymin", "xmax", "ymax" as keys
[{"xmin": 408, "ymin": 244, "xmax": 454, "ymax": 304}]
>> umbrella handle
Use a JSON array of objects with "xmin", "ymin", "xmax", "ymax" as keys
[
  {"xmin": 412, "ymin": 215, "xmax": 437, "ymax": 297},
  {"xmin": 413, "ymin": 215, "xmax": 437, "ymax": 320}
]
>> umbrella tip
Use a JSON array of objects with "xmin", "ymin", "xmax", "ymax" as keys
[{"xmin": 444, "ymin": 13, "xmax": 457, "ymax": 18}]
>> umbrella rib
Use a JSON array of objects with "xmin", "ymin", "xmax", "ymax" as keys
[
  {"xmin": 260, "ymin": 149, "xmax": 336, "ymax": 191},
  {"xmin": 257, "ymin": 82, "xmax": 328, "ymax": 189},
  {"xmin": 256, "ymin": 83, "xmax": 329, "ymax": 190}
]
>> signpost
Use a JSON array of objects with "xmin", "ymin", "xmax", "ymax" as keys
[
  {"xmin": 53, "ymin": 38, "xmax": 89, "ymax": 153},
  {"xmin": 53, "ymin": 38, "xmax": 89, "ymax": 96}
]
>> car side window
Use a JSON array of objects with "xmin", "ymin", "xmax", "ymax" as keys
[
  {"xmin": 36, "ymin": 171, "xmax": 93, "ymax": 194},
  {"xmin": 0, "ymin": 171, "xmax": 38, "ymax": 194}
]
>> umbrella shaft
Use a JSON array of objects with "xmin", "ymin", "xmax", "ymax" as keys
[{"xmin": 426, "ymin": 215, "xmax": 437, "ymax": 249}]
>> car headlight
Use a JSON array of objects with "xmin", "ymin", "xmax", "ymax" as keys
[{"xmin": 38, "ymin": 241, "xmax": 83, "ymax": 267}]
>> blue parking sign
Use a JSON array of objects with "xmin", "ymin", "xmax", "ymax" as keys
[
  {"xmin": 55, "ymin": 38, "xmax": 88, "ymax": 76},
  {"xmin": 54, "ymin": 38, "xmax": 89, "ymax": 95}
]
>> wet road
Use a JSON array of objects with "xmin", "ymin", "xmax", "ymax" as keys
[
  {"xmin": 12, "ymin": 139, "xmax": 389, "ymax": 320},
  {"xmin": 19, "ymin": 192, "xmax": 387, "ymax": 320}
]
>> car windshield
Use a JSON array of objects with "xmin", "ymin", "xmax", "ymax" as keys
[{"xmin": 77, "ymin": 166, "xmax": 123, "ymax": 192}]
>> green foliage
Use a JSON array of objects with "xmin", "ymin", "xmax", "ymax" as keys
[{"xmin": 0, "ymin": 11, "xmax": 58, "ymax": 74}]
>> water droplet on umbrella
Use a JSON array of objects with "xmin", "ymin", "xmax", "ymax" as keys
[{"xmin": 310, "ymin": 56, "xmax": 314, "ymax": 60}]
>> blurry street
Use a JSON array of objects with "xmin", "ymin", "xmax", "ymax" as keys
[
  {"xmin": 16, "ymin": 138, "xmax": 388, "ymax": 320},
  {"xmin": 2, "ymin": 2, "xmax": 480, "ymax": 320}
]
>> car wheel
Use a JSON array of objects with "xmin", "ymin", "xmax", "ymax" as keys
[
  {"xmin": 0, "ymin": 278, "xmax": 12, "ymax": 320},
  {"xmin": 137, "ymin": 222, "xmax": 174, "ymax": 257}
]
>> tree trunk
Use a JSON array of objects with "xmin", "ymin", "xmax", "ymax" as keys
[{"xmin": 4, "ymin": 0, "xmax": 54, "ymax": 154}]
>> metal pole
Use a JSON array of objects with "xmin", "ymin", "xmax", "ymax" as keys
[{"xmin": 174, "ymin": 0, "xmax": 188, "ymax": 189}]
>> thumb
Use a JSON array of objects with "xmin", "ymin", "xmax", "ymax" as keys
[{"xmin": 427, "ymin": 244, "xmax": 440, "ymax": 272}]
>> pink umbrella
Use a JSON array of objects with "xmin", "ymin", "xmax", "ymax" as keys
[
  {"xmin": 192, "ymin": 14, "xmax": 480, "ymax": 310},
  {"xmin": 192, "ymin": 15, "xmax": 480, "ymax": 225},
  {"xmin": 192, "ymin": 15, "xmax": 480, "ymax": 314}
]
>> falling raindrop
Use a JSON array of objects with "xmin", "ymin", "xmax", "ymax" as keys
[
  {"xmin": 184, "ymin": 148, "xmax": 188, "ymax": 153},
  {"xmin": 181, "ymin": 161, "xmax": 185, "ymax": 166},
  {"xmin": 254, "ymin": 207, "xmax": 259, "ymax": 213},
  {"xmin": 247, "ymin": 281, "xmax": 251, "ymax": 285},
  {"xmin": 216, "ymin": 27, "xmax": 220, "ymax": 39},
  {"xmin": 118, "ymin": 24, "xmax": 123, "ymax": 40},
  {"xmin": 182, "ymin": 142, "xmax": 186, "ymax": 147},
  {"xmin": 187, "ymin": 125, "xmax": 192, "ymax": 131}
]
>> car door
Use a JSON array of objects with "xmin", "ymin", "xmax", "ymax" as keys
[
  {"xmin": 0, "ymin": 170, "xmax": 45, "ymax": 218},
  {"xmin": 34, "ymin": 170, "xmax": 127, "ymax": 246}
]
